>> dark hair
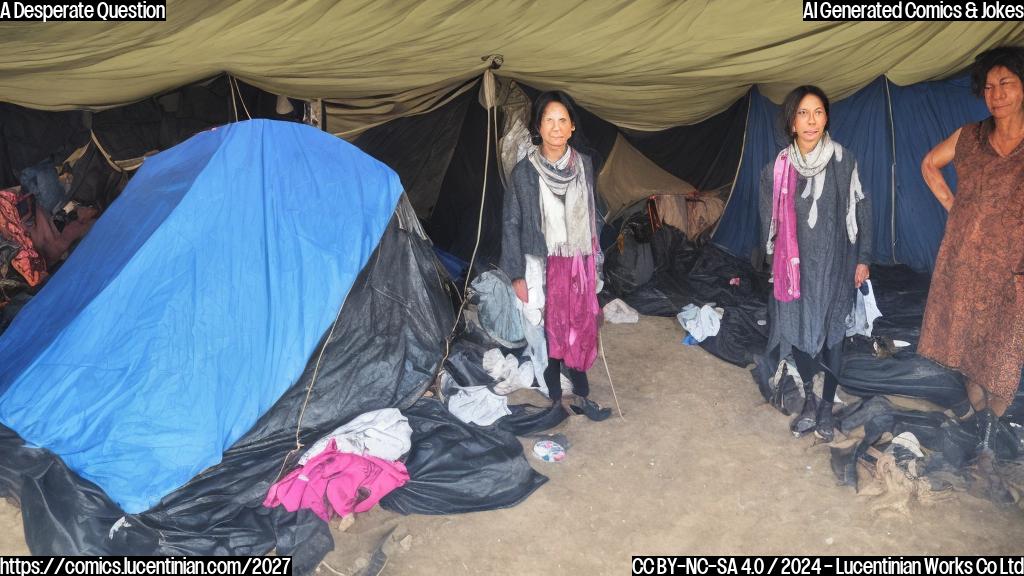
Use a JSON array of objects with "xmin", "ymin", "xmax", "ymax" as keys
[
  {"xmin": 971, "ymin": 46, "xmax": 1024, "ymax": 97},
  {"xmin": 530, "ymin": 91, "xmax": 579, "ymax": 146},
  {"xmin": 780, "ymin": 85, "xmax": 830, "ymax": 142}
]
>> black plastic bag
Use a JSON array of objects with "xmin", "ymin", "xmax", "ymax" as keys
[
  {"xmin": 840, "ymin": 351, "xmax": 970, "ymax": 414},
  {"xmin": 605, "ymin": 220, "xmax": 655, "ymax": 295},
  {"xmin": 380, "ymin": 399, "xmax": 547, "ymax": 515}
]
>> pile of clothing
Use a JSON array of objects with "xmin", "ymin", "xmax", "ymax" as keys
[
  {"xmin": 0, "ymin": 159, "xmax": 103, "ymax": 311},
  {"xmin": 264, "ymin": 409, "xmax": 412, "ymax": 521}
]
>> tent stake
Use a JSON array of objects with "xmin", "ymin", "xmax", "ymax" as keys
[{"xmin": 599, "ymin": 328, "xmax": 625, "ymax": 420}]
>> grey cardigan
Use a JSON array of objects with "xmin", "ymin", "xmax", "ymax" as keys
[
  {"xmin": 758, "ymin": 146, "xmax": 873, "ymax": 355},
  {"xmin": 500, "ymin": 150, "xmax": 601, "ymax": 280}
]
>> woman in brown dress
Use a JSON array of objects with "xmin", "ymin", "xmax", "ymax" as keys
[{"xmin": 919, "ymin": 46, "xmax": 1024, "ymax": 456}]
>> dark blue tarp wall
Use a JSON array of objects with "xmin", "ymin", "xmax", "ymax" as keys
[
  {"xmin": 712, "ymin": 86, "xmax": 781, "ymax": 263},
  {"xmin": 829, "ymin": 78, "xmax": 894, "ymax": 265},
  {"xmin": 714, "ymin": 75, "xmax": 989, "ymax": 272},
  {"xmin": 889, "ymin": 75, "xmax": 989, "ymax": 271}
]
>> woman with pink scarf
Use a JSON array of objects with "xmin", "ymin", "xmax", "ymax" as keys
[
  {"xmin": 759, "ymin": 86, "xmax": 873, "ymax": 442},
  {"xmin": 500, "ymin": 91, "xmax": 610, "ymax": 421}
]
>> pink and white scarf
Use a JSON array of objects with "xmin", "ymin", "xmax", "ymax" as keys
[{"xmin": 767, "ymin": 148, "xmax": 801, "ymax": 302}]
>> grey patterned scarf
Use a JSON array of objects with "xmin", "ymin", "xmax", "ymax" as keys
[
  {"xmin": 788, "ymin": 134, "xmax": 863, "ymax": 243},
  {"xmin": 529, "ymin": 146, "xmax": 594, "ymax": 256},
  {"xmin": 788, "ymin": 133, "xmax": 834, "ymax": 229}
]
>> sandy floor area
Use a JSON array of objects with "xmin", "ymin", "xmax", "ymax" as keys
[{"xmin": 2, "ymin": 316, "xmax": 1022, "ymax": 574}]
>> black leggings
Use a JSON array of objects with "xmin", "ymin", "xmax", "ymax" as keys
[
  {"xmin": 543, "ymin": 357, "xmax": 589, "ymax": 401},
  {"xmin": 791, "ymin": 340, "xmax": 844, "ymax": 404}
]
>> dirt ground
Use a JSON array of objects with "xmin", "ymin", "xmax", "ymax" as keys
[{"xmin": 2, "ymin": 315, "xmax": 1023, "ymax": 573}]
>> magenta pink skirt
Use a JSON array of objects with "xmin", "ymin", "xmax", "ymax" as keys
[{"xmin": 545, "ymin": 253, "xmax": 599, "ymax": 371}]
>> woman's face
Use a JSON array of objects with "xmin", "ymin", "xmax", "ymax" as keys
[
  {"xmin": 538, "ymin": 102, "xmax": 575, "ymax": 149},
  {"xmin": 791, "ymin": 93, "xmax": 827, "ymax": 151},
  {"xmin": 983, "ymin": 65, "xmax": 1024, "ymax": 120}
]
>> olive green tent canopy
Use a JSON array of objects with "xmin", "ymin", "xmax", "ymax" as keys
[{"xmin": 1, "ymin": 1, "xmax": 1021, "ymax": 130}]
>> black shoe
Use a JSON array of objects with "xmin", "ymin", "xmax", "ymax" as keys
[
  {"xmin": 790, "ymin": 392, "xmax": 818, "ymax": 437},
  {"xmin": 551, "ymin": 397, "xmax": 574, "ymax": 417},
  {"xmin": 571, "ymin": 397, "xmax": 612, "ymax": 422},
  {"xmin": 814, "ymin": 399, "xmax": 836, "ymax": 442},
  {"xmin": 975, "ymin": 409, "xmax": 996, "ymax": 457}
]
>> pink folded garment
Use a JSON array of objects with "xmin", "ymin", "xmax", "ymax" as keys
[{"xmin": 263, "ymin": 439, "xmax": 409, "ymax": 521}]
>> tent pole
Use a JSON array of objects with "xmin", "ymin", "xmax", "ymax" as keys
[
  {"xmin": 461, "ymin": 69, "xmax": 496, "ymax": 297},
  {"xmin": 229, "ymin": 74, "xmax": 238, "ymax": 122},
  {"xmin": 230, "ymin": 77, "xmax": 252, "ymax": 120},
  {"xmin": 885, "ymin": 77, "xmax": 898, "ymax": 265},
  {"xmin": 435, "ymin": 71, "xmax": 496, "ymax": 384}
]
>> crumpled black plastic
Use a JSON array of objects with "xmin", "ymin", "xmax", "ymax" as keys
[
  {"xmin": 864, "ymin": 264, "xmax": 932, "ymax": 350},
  {"xmin": 830, "ymin": 396, "xmax": 1023, "ymax": 487},
  {"xmin": 840, "ymin": 350, "xmax": 971, "ymax": 414},
  {"xmin": 380, "ymin": 398, "xmax": 547, "ymax": 515},
  {"xmin": 499, "ymin": 403, "xmax": 571, "ymax": 437},
  {"xmin": 443, "ymin": 339, "xmax": 501, "ymax": 392},
  {"xmin": 442, "ymin": 324, "xmax": 571, "ymax": 437},
  {"xmin": 605, "ymin": 220, "xmax": 655, "ymax": 296},
  {"xmin": 617, "ymin": 224, "xmax": 704, "ymax": 316}
]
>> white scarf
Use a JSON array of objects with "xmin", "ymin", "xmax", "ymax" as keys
[
  {"xmin": 529, "ymin": 146, "xmax": 593, "ymax": 256},
  {"xmin": 787, "ymin": 134, "xmax": 863, "ymax": 243}
]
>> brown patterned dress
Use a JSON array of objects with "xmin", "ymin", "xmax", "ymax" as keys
[{"xmin": 918, "ymin": 120, "xmax": 1024, "ymax": 404}]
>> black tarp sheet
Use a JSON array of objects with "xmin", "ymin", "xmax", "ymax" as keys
[
  {"xmin": 604, "ymin": 219, "xmax": 655, "ymax": 296},
  {"xmin": 650, "ymin": 222, "xmax": 703, "ymax": 297},
  {"xmin": 604, "ymin": 225, "xmax": 772, "ymax": 366},
  {"xmin": 654, "ymin": 246, "xmax": 1024, "ymax": 421},
  {"xmin": 64, "ymin": 143, "xmax": 127, "ymax": 210},
  {"xmin": 612, "ymin": 222, "xmax": 703, "ymax": 317},
  {"xmin": 425, "ymin": 93, "xmax": 505, "ymax": 270},
  {"xmin": 0, "ymin": 202, "xmax": 455, "ymax": 570},
  {"xmin": 832, "ymin": 266, "xmax": 1024, "ymax": 417},
  {"xmin": 686, "ymin": 243, "xmax": 771, "ymax": 310},
  {"xmin": 443, "ymin": 338, "xmax": 501, "ymax": 393},
  {"xmin": 442, "ymin": 333, "xmax": 571, "ymax": 436},
  {"xmin": 859, "ymin": 263, "xmax": 932, "ymax": 350},
  {"xmin": 839, "ymin": 349, "xmax": 970, "ymax": 414},
  {"xmin": 354, "ymin": 89, "xmax": 471, "ymax": 219},
  {"xmin": 0, "ymin": 105, "xmax": 88, "ymax": 188},
  {"xmin": 380, "ymin": 398, "xmax": 547, "ymax": 515},
  {"xmin": 615, "ymin": 283, "xmax": 679, "ymax": 317},
  {"xmin": 699, "ymin": 303, "xmax": 769, "ymax": 368},
  {"xmin": 830, "ymin": 396, "xmax": 1023, "ymax": 488},
  {"xmin": 686, "ymin": 244, "xmax": 770, "ymax": 367}
]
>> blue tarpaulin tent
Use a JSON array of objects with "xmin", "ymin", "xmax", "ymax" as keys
[{"xmin": 0, "ymin": 119, "xmax": 404, "ymax": 513}]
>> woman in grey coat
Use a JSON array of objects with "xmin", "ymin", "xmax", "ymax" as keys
[
  {"xmin": 500, "ymin": 91, "xmax": 609, "ymax": 421},
  {"xmin": 759, "ymin": 85, "xmax": 872, "ymax": 442}
]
